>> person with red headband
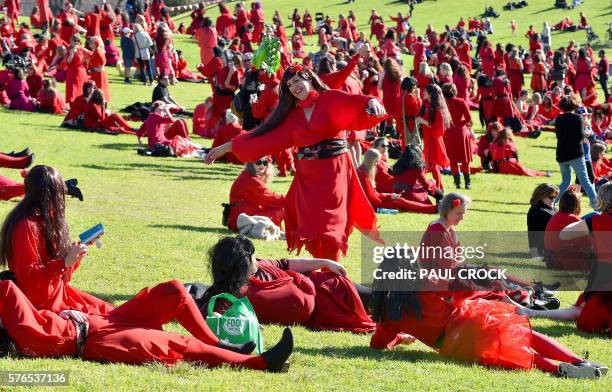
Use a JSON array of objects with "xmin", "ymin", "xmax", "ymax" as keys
[{"xmin": 205, "ymin": 49, "xmax": 386, "ymax": 261}]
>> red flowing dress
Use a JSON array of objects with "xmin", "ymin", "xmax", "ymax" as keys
[
  {"xmin": 397, "ymin": 92, "xmax": 421, "ymax": 148},
  {"xmin": 65, "ymin": 47, "xmax": 91, "ymax": 105},
  {"xmin": 421, "ymin": 107, "xmax": 450, "ymax": 167},
  {"xmin": 88, "ymin": 46, "xmax": 110, "ymax": 102},
  {"xmin": 211, "ymin": 122, "xmax": 244, "ymax": 164},
  {"xmin": 8, "ymin": 216, "xmax": 116, "ymax": 314},
  {"xmin": 227, "ymin": 170, "xmax": 285, "ymax": 232},
  {"xmin": 375, "ymin": 158, "xmax": 395, "ymax": 193},
  {"xmin": 195, "ymin": 27, "xmax": 217, "ymax": 66},
  {"xmin": 243, "ymin": 259, "xmax": 375, "ymax": 332},
  {"xmin": 393, "ymin": 167, "xmax": 436, "ymax": 204},
  {"xmin": 230, "ymin": 90, "xmax": 385, "ymax": 260},
  {"xmin": 444, "ymin": 96, "xmax": 473, "ymax": 166},
  {"xmin": 489, "ymin": 142, "xmax": 546, "ymax": 176}
]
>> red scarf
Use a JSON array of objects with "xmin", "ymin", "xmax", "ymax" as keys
[{"xmin": 296, "ymin": 90, "xmax": 319, "ymax": 109}]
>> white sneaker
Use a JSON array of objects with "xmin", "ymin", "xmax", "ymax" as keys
[{"xmin": 558, "ymin": 362, "xmax": 602, "ymax": 379}]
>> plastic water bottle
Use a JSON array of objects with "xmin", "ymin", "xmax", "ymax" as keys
[{"xmin": 376, "ymin": 208, "xmax": 399, "ymax": 214}]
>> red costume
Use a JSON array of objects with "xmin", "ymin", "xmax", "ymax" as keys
[
  {"xmin": 489, "ymin": 141, "xmax": 546, "ymax": 176},
  {"xmin": 444, "ymin": 96, "xmax": 473, "ymax": 175},
  {"xmin": 0, "ymin": 280, "xmax": 269, "ymax": 369},
  {"xmin": 0, "ymin": 175, "xmax": 24, "ymax": 200},
  {"xmin": 230, "ymin": 90, "xmax": 385, "ymax": 260},
  {"xmin": 216, "ymin": 5, "xmax": 236, "ymax": 39},
  {"xmin": 543, "ymin": 213, "xmax": 592, "ymax": 271},
  {"xmin": 37, "ymin": 88, "xmax": 66, "ymax": 114},
  {"xmin": 65, "ymin": 48, "xmax": 91, "ymax": 104},
  {"xmin": 84, "ymin": 12, "xmax": 101, "ymax": 38},
  {"xmin": 393, "ymin": 167, "xmax": 436, "ymax": 205},
  {"xmin": 357, "ymin": 168, "xmax": 437, "ymax": 214},
  {"xmin": 492, "ymin": 76, "xmax": 515, "ymax": 120},
  {"xmin": 375, "ymin": 158, "xmax": 395, "ymax": 194},
  {"xmin": 194, "ymin": 26, "xmax": 217, "ymax": 66},
  {"xmin": 507, "ymin": 58, "xmax": 524, "ymax": 98},
  {"xmin": 575, "ymin": 58, "xmax": 594, "ymax": 92},
  {"xmin": 479, "ymin": 46, "xmax": 495, "ymax": 78},
  {"xmin": 8, "ymin": 216, "xmax": 115, "ymax": 314},
  {"xmin": 88, "ymin": 46, "xmax": 110, "ymax": 102},
  {"xmin": 137, "ymin": 112, "xmax": 190, "ymax": 149},
  {"xmin": 83, "ymin": 102, "xmax": 134, "ymax": 134},
  {"xmin": 210, "ymin": 122, "xmax": 244, "ymax": 164},
  {"xmin": 227, "ymin": 170, "xmax": 285, "ymax": 232},
  {"xmin": 574, "ymin": 292, "xmax": 611, "ymax": 337},
  {"xmin": 421, "ymin": 107, "xmax": 450, "ymax": 176},
  {"xmin": 397, "ymin": 92, "xmax": 422, "ymax": 148},
  {"xmin": 531, "ymin": 62, "xmax": 547, "ymax": 93},
  {"xmin": 242, "ymin": 259, "xmax": 374, "ymax": 332},
  {"xmin": 382, "ymin": 75, "xmax": 401, "ymax": 120}
]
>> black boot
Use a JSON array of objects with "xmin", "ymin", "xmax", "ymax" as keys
[
  {"xmin": 464, "ymin": 173, "xmax": 471, "ymax": 189},
  {"xmin": 65, "ymin": 179, "xmax": 83, "ymax": 201},
  {"xmin": 217, "ymin": 340, "xmax": 257, "ymax": 355},
  {"xmin": 262, "ymin": 327, "xmax": 293, "ymax": 372},
  {"xmin": 6, "ymin": 147, "xmax": 30, "ymax": 157},
  {"xmin": 453, "ymin": 173, "xmax": 461, "ymax": 189}
]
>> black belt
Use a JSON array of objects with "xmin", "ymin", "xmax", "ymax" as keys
[
  {"xmin": 72, "ymin": 319, "xmax": 88, "ymax": 357},
  {"xmin": 496, "ymin": 95, "xmax": 508, "ymax": 99},
  {"xmin": 296, "ymin": 139, "xmax": 348, "ymax": 160}
]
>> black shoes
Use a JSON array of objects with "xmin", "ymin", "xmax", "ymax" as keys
[
  {"xmin": 262, "ymin": 327, "xmax": 293, "ymax": 373},
  {"xmin": 6, "ymin": 147, "xmax": 30, "ymax": 157},
  {"xmin": 65, "ymin": 179, "xmax": 83, "ymax": 201},
  {"xmin": 217, "ymin": 340, "xmax": 257, "ymax": 355},
  {"xmin": 464, "ymin": 173, "xmax": 471, "ymax": 189},
  {"xmin": 453, "ymin": 173, "xmax": 461, "ymax": 189}
]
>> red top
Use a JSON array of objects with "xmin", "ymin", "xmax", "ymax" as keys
[
  {"xmin": 139, "ymin": 112, "xmax": 172, "ymax": 148},
  {"xmin": 357, "ymin": 167, "xmax": 390, "ymax": 209},
  {"xmin": 588, "ymin": 213, "xmax": 612, "ymax": 265},
  {"xmin": 83, "ymin": 102, "xmax": 106, "ymax": 129},
  {"xmin": 251, "ymin": 87, "xmax": 279, "ymax": 120},
  {"xmin": 382, "ymin": 75, "xmax": 401, "ymax": 117},
  {"xmin": 489, "ymin": 141, "xmax": 517, "ymax": 161},
  {"xmin": 397, "ymin": 92, "xmax": 421, "ymax": 137},
  {"xmin": 84, "ymin": 12, "xmax": 101, "ymax": 38},
  {"xmin": 64, "ymin": 95, "xmax": 87, "ymax": 122},
  {"xmin": 8, "ymin": 216, "xmax": 115, "ymax": 314},
  {"xmin": 211, "ymin": 122, "xmax": 244, "ymax": 164},
  {"xmin": 319, "ymin": 53, "xmax": 361, "ymax": 90},
  {"xmin": 544, "ymin": 212, "xmax": 590, "ymax": 252},
  {"xmin": 393, "ymin": 167, "xmax": 434, "ymax": 193},
  {"xmin": 375, "ymin": 158, "xmax": 395, "ymax": 193}
]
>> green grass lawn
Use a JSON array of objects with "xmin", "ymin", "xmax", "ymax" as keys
[{"xmin": 0, "ymin": 0, "xmax": 611, "ymax": 390}]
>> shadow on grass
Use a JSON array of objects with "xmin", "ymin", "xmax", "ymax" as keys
[
  {"xmin": 79, "ymin": 162, "xmax": 237, "ymax": 181},
  {"xmin": 532, "ymin": 145, "xmax": 556, "ymax": 150},
  {"xmin": 469, "ymin": 208, "xmax": 524, "ymax": 215},
  {"xmin": 295, "ymin": 345, "xmax": 463, "ymax": 366},
  {"xmin": 96, "ymin": 143, "xmax": 139, "ymax": 151},
  {"xmin": 532, "ymin": 323, "xmax": 606, "ymax": 340},
  {"xmin": 531, "ymin": 6, "xmax": 557, "ymax": 15},
  {"xmin": 87, "ymin": 292, "xmax": 135, "ymax": 304},
  {"xmin": 471, "ymin": 198, "xmax": 527, "ymax": 206},
  {"xmin": 149, "ymin": 224, "xmax": 230, "ymax": 235}
]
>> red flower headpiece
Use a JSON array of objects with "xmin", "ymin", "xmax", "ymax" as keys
[
  {"xmin": 452, "ymin": 199, "xmax": 462, "ymax": 208},
  {"xmin": 568, "ymin": 185, "xmax": 577, "ymax": 192},
  {"xmin": 287, "ymin": 63, "xmax": 303, "ymax": 74}
]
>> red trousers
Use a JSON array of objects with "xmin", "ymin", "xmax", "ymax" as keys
[
  {"xmin": 0, "ymin": 176, "xmax": 24, "ymax": 200},
  {"xmin": 530, "ymin": 330, "xmax": 582, "ymax": 373},
  {"xmin": 381, "ymin": 196, "xmax": 438, "ymax": 214},
  {"xmin": 102, "ymin": 114, "xmax": 135, "ymax": 134},
  {"xmin": 0, "ymin": 280, "xmax": 266, "ymax": 369},
  {"xmin": 450, "ymin": 162, "xmax": 470, "ymax": 176},
  {"xmin": 164, "ymin": 119, "xmax": 189, "ymax": 140},
  {"xmin": 0, "ymin": 153, "xmax": 30, "ymax": 169}
]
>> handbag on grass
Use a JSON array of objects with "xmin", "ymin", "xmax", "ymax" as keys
[{"xmin": 205, "ymin": 293, "xmax": 264, "ymax": 354}]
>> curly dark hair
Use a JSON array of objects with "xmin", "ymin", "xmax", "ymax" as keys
[
  {"xmin": 202, "ymin": 236, "xmax": 256, "ymax": 303},
  {"xmin": 392, "ymin": 144, "xmax": 426, "ymax": 174}
]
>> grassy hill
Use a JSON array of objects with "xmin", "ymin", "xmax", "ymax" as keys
[{"xmin": 0, "ymin": 0, "xmax": 610, "ymax": 390}]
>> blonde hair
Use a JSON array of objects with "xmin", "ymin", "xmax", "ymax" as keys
[
  {"xmin": 359, "ymin": 149, "xmax": 381, "ymax": 183},
  {"xmin": 439, "ymin": 193, "xmax": 471, "ymax": 218},
  {"xmin": 531, "ymin": 92, "xmax": 542, "ymax": 105},
  {"xmin": 597, "ymin": 182, "xmax": 612, "ymax": 212},
  {"xmin": 438, "ymin": 62, "xmax": 453, "ymax": 78},
  {"xmin": 419, "ymin": 62, "xmax": 433, "ymax": 78}
]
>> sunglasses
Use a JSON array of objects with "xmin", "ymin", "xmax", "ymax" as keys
[
  {"xmin": 254, "ymin": 160, "xmax": 269, "ymax": 166},
  {"xmin": 381, "ymin": 144, "xmax": 390, "ymax": 149}
]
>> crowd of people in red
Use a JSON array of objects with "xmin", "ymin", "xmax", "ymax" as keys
[{"xmin": 0, "ymin": 0, "xmax": 611, "ymax": 381}]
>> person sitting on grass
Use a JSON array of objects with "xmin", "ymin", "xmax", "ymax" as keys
[
  {"xmin": 152, "ymin": 73, "xmax": 192, "ymax": 116},
  {"xmin": 61, "ymin": 81, "xmax": 96, "ymax": 128},
  {"xmin": 82, "ymin": 89, "xmax": 136, "ymax": 134},
  {"xmin": 527, "ymin": 183, "xmax": 559, "ymax": 258}
]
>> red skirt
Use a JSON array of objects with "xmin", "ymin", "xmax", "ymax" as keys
[
  {"xmin": 440, "ymin": 299, "xmax": 534, "ymax": 370},
  {"xmin": 443, "ymin": 125, "xmax": 473, "ymax": 165},
  {"xmin": 497, "ymin": 159, "xmax": 546, "ymax": 177},
  {"xmin": 422, "ymin": 134, "xmax": 450, "ymax": 167}
]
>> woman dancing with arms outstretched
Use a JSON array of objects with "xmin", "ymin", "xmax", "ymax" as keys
[{"xmin": 205, "ymin": 55, "xmax": 387, "ymax": 261}]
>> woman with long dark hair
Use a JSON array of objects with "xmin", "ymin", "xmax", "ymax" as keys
[
  {"xmin": 416, "ymin": 84, "xmax": 451, "ymax": 190},
  {"xmin": 392, "ymin": 144, "xmax": 443, "ymax": 205},
  {"xmin": 198, "ymin": 235, "xmax": 374, "ymax": 332},
  {"xmin": 0, "ymin": 166, "xmax": 114, "ymax": 314},
  {"xmin": 442, "ymin": 83, "xmax": 474, "ymax": 189},
  {"xmin": 205, "ymin": 60, "xmax": 386, "ymax": 261}
]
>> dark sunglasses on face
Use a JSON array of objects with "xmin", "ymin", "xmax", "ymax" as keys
[
  {"xmin": 254, "ymin": 160, "xmax": 269, "ymax": 166},
  {"xmin": 381, "ymin": 144, "xmax": 389, "ymax": 149}
]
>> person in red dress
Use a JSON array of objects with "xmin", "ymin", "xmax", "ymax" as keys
[
  {"xmin": 575, "ymin": 49, "xmax": 595, "ymax": 102},
  {"xmin": 196, "ymin": 236, "xmax": 374, "ymax": 332},
  {"xmin": 86, "ymin": 36, "xmax": 110, "ymax": 103},
  {"xmin": 65, "ymin": 35, "xmax": 91, "ymax": 105},
  {"xmin": 358, "ymin": 149, "xmax": 437, "ymax": 214},
  {"xmin": 216, "ymin": 3, "xmax": 236, "ymax": 39},
  {"xmin": 225, "ymin": 160, "xmax": 285, "ymax": 232},
  {"xmin": 442, "ymin": 83, "xmax": 474, "ymax": 189},
  {"xmin": 397, "ymin": 77, "xmax": 422, "ymax": 148},
  {"xmin": 24, "ymin": 64, "xmax": 43, "ymax": 99},
  {"xmin": 84, "ymin": 6, "xmax": 101, "ymax": 38},
  {"xmin": 489, "ymin": 127, "xmax": 548, "ymax": 177},
  {"xmin": 379, "ymin": 58, "xmax": 402, "ymax": 131},
  {"xmin": 476, "ymin": 74, "xmax": 495, "ymax": 126},
  {"xmin": 210, "ymin": 110, "xmax": 244, "ymax": 164},
  {"xmin": 391, "ymin": 144, "xmax": 443, "ymax": 205},
  {"xmin": 36, "ymin": 79, "xmax": 67, "ymax": 115},
  {"xmin": 61, "ymin": 81, "xmax": 95, "ymax": 128},
  {"xmin": 507, "ymin": 48, "xmax": 524, "ymax": 98},
  {"xmin": 478, "ymin": 40, "xmax": 495, "ymax": 79},
  {"xmin": 186, "ymin": 2, "xmax": 205, "ymax": 36},
  {"xmin": 416, "ymin": 84, "xmax": 450, "ymax": 190},
  {"xmin": 136, "ymin": 101, "xmax": 196, "ymax": 156},
  {"xmin": 0, "ymin": 166, "xmax": 115, "ymax": 315},
  {"xmin": 0, "ymin": 279, "xmax": 294, "ymax": 371},
  {"xmin": 531, "ymin": 53, "xmax": 548, "ymax": 94},
  {"xmin": 83, "ymin": 90, "xmax": 135, "ymax": 134},
  {"xmin": 206, "ymin": 59, "xmax": 386, "ymax": 261},
  {"xmin": 302, "ymin": 10, "xmax": 313, "ymax": 36},
  {"xmin": 99, "ymin": 4, "xmax": 116, "ymax": 43},
  {"xmin": 370, "ymin": 138, "xmax": 395, "ymax": 194},
  {"xmin": 249, "ymin": 2, "xmax": 265, "ymax": 44}
]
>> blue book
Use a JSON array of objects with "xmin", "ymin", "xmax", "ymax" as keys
[{"xmin": 79, "ymin": 224, "xmax": 105, "ymax": 244}]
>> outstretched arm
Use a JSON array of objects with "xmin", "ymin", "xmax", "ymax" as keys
[{"xmin": 286, "ymin": 258, "xmax": 347, "ymax": 276}]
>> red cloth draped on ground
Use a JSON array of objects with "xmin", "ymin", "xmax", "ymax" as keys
[
  {"xmin": 575, "ymin": 293, "xmax": 612, "ymax": 337},
  {"xmin": 0, "ymin": 153, "xmax": 30, "ymax": 169},
  {"xmin": 8, "ymin": 216, "xmax": 116, "ymax": 314},
  {"xmin": 65, "ymin": 47, "xmax": 91, "ymax": 104},
  {"xmin": 37, "ymin": 89, "xmax": 66, "ymax": 114},
  {"xmin": 245, "ymin": 260, "xmax": 316, "ymax": 324},
  {"xmin": 544, "ymin": 213, "xmax": 592, "ymax": 271},
  {"xmin": 444, "ymin": 96, "xmax": 473, "ymax": 165},
  {"xmin": 421, "ymin": 108, "xmax": 450, "ymax": 167},
  {"xmin": 0, "ymin": 280, "xmax": 267, "ymax": 369},
  {"xmin": 195, "ymin": 27, "xmax": 217, "ymax": 66},
  {"xmin": 393, "ymin": 168, "xmax": 436, "ymax": 204},
  {"xmin": 210, "ymin": 122, "xmax": 244, "ymax": 164},
  {"xmin": 370, "ymin": 292, "xmax": 534, "ymax": 370},
  {"xmin": 88, "ymin": 47, "xmax": 110, "ymax": 102},
  {"xmin": 0, "ymin": 175, "xmax": 24, "ymax": 200},
  {"xmin": 227, "ymin": 170, "xmax": 285, "ymax": 232},
  {"xmin": 318, "ymin": 53, "xmax": 360, "ymax": 90},
  {"xmin": 490, "ymin": 142, "xmax": 546, "ymax": 176},
  {"xmin": 230, "ymin": 90, "xmax": 385, "ymax": 259},
  {"xmin": 397, "ymin": 92, "xmax": 421, "ymax": 148},
  {"xmin": 531, "ymin": 63, "xmax": 547, "ymax": 92},
  {"xmin": 357, "ymin": 168, "xmax": 437, "ymax": 214},
  {"xmin": 375, "ymin": 158, "xmax": 395, "ymax": 193},
  {"xmin": 83, "ymin": 102, "xmax": 135, "ymax": 134}
]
